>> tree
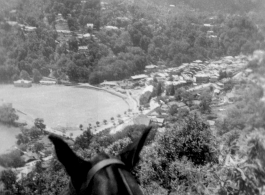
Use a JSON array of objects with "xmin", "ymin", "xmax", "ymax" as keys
[
  {"xmin": 182, "ymin": 90, "xmax": 194, "ymax": 107},
  {"xmin": 137, "ymin": 113, "xmax": 217, "ymax": 193},
  {"xmin": 68, "ymin": 37, "xmax": 79, "ymax": 52},
  {"xmin": 169, "ymin": 105, "xmax": 178, "ymax": 116},
  {"xmin": 16, "ymin": 133, "xmax": 30, "ymax": 145},
  {"xmin": 32, "ymin": 69, "xmax": 43, "ymax": 83},
  {"xmin": 118, "ymin": 119, "xmax": 124, "ymax": 124},
  {"xmin": 105, "ymin": 137, "xmax": 132, "ymax": 156},
  {"xmin": 19, "ymin": 70, "xmax": 30, "ymax": 80},
  {"xmin": 103, "ymin": 119, "xmax": 107, "ymax": 125},
  {"xmin": 28, "ymin": 126, "xmax": 42, "ymax": 140},
  {"xmin": 199, "ymin": 92, "xmax": 212, "ymax": 113},
  {"xmin": 34, "ymin": 118, "xmax": 46, "ymax": 132},
  {"xmin": 156, "ymin": 82, "xmax": 163, "ymax": 97},
  {"xmin": 0, "ymin": 169, "xmax": 16, "ymax": 193},
  {"xmin": 35, "ymin": 161, "xmax": 43, "ymax": 174},
  {"xmin": 33, "ymin": 142, "xmax": 45, "ymax": 153},
  {"xmin": 0, "ymin": 103, "xmax": 19, "ymax": 125},
  {"xmin": 0, "ymin": 150, "xmax": 25, "ymax": 168},
  {"xmin": 166, "ymin": 84, "xmax": 175, "ymax": 96},
  {"xmin": 74, "ymin": 129, "xmax": 93, "ymax": 150},
  {"xmin": 174, "ymin": 87, "xmax": 185, "ymax": 101}
]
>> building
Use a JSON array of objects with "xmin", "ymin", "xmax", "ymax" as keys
[
  {"xmin": 86, "ymin": 23, "xmax": 94, "ymax": 29},
  {"xmin": 204, "ymin": 24, "xmax": 213, "ymax": 28},
  {"xmin": 55, "ymin": 14, "xmax": 70, "ymax": 31},
  {"xmin": 83, "ymin": 33, "xmax": 92, "ymax": 38},
  {"xmin": 208, "ymin": 35, "xmax": 218, "ymax": 39},
  {"xmin": 100, "ymin": 81, "xmax": 118, "ymax": 87},
  {"xmin": 42, "ymin": 77, "xmax": 57, "ymax": 82},
  {"xmin": 104, "ymin": 26, "xmax": 119, "ymax": 30},
  {"xmin": 133, "ymin": 114, "xmax": 151, "ymax": 126},
  {"xmin": 78, "ymin": 46, "xmax": 88, "ymax": 51},
  {"xmin": 206, "ymin": 31, "xmax": 214, "ymax": 36},
  {"xmin": 193, "ymin": 60, "xmax": 203, "ymax": 63},
  {"xmin": 145, "ymin": 65, "xmax": 158, "ymax": 70},
  {"xmin": 173, "ymin": 80, "xmax": 187, "ymax": 88},
  {"xmin": 151, "ymin": 118, "xmax": 165, "ymax": 127},
  {"xmin": 131, "ymin": 74, "xmax": 148, "ymax": 80},
  {"xmin": 140, "ymin": 85, "xmax": 154, "ymax": 105},
  {"xmin": 23, "ymin": 26, "xmax": 37, "ymax": 32},
  {"xmin": 56, "ymin": 29, "xmax": 71, "ymax": 34},
  {"xmin": 168, "ymin": 101, "xmax": 186, "ymax": 108},
  {"xmin": 14, "ymin": 80, "xmax": 32, "ymax": 88},
  {"xmin": 40, "ymin": 80, "xmax": 56, "ymax": 85},
  {"xmin": 209, "ymin": 76, "xmax": 218, "ymax": 83},
  {"xmin": 195, "ymin": 74, "xmax": 209, "ymax": 83}
]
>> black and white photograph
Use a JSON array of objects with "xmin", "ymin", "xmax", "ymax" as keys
[{"xmin": 0, "ymin": 0, "xmax": 265, "ymax": 194}]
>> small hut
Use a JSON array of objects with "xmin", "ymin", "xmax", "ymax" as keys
[{"xmin": 14, "ymin": 79, "xmax": 32, "ymax": 88}]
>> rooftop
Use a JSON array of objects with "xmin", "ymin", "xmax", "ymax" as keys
[
  {"xmin": 145, "ymin": 65, "xmax": 158, "ymax": 69},
  {"xmin": 131, "ymin": 74, "xmax": 148, "ymax": 80},
  {"xmin": 100, "ymin": 81, "xmax": 118, "ymax": 86},
  {"xmin": 133, "ymin": 114, "xmax": 151, "ymax": 126}
]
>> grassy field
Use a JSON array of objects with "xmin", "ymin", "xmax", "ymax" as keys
[{"xmin": 0, "ymin": 84, "xmax": 129, "ymax": 130}]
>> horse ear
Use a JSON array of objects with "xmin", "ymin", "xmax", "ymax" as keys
[
  {"xmin": 49, "ymin": 135, "xmax": 88, "ymax": 181},
  {"xmin": 118, "ymin": 126, "xmax": 152, "ymax": 170}
]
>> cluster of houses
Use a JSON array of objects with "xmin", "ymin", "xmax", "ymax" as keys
[
  {"xmin": 13, "ymin": 77, "xmax": 58, "ymax": 88},
  {"xmin": 98, "ymin": 54, "xmax": 249, "ymax": 131}
]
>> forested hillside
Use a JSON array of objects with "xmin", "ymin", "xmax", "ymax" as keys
[{"xmin": 0, "ymin": 0, "xmax": 264, "ymax": 84}]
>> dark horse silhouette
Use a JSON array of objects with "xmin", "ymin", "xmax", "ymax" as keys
[{"xmin": 49, "ymin": 126, "xmax": 151, "ymax": 195}]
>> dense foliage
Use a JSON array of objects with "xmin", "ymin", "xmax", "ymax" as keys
[
  {"xmin": 0, "ymin": 0, "xmax": 264, "ymax": 84},
  {"xmin": 136, "ymin": 112, "xmax": 218, "ymax": 194},
  {"xmin": 0, "ymin": 103, "xmax": 19, "ymax": 125},
  {"xmin": 0, "ymin": 150, "xmax": 25, "ymax": 168}
]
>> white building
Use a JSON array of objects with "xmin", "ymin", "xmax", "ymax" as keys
[{"xmin": 14, "ymin": 80, "xmax": 32, "ymax": 88}]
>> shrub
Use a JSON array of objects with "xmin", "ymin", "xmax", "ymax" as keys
[
  {"xmin": 34, "ymin": 118, "xmax": 46, "ymax": 131},
  {"xmin": 0, "ymin": 150, "xmax": 25, "ymax": 168},
  {"xmin": 174, "ymin": 87, "xmax": 185, "ymax": 101},
  {"xmin": 19, "ymin": 70, "xmax": 30, "ymax": 80},
  {"xmin": 0, "ymin": 103, "xmax": 19, "ymax": 125},
  {"xmin": 33, "ymin": 142, "xmax": 45, "ymax": 153},
  {"xmin": 105, "ymin": 137, "xmax": 132, "ymax": 156},
  {"xmin": 166, "ymin": 84, "xmax": 175, "ymax": 96},
  {"xmin": 112, "ymin": 125, "xmax": 157, "ymax": 144},
  {"xmin": 16, "ymin": 133, "xmax": 30, "ymax": 145},
  {"xmin": 32, "ymin": 69, "xmax": 42, "ymax": 83},
  {"xmin": 159, "ymin": 113, "xmax": 217, "ymax": 165},
  {"xmin": 0, "ymin": 169, "xmax": 17, "ymax": 193},
  {"xmin": 169, "ymin": 105, "xmax": 178, "ymax": 116},
  {"xmin": 74, "ymin": 129, "xmax": 93, "ymax": 150},
  {"xmin": 137, "ymin": 113, "xmax": 218, "ymax": 194},
  {"xmin": 199, "ymin": 92, "xmax": 212, "ymax": 113},
  {"xmin": 223, "ymin": 79, "xmax": 237, "ymax": 92}
]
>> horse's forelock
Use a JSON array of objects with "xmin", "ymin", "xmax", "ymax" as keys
[{"xmin": 76, "ymin": 153, "xmax": 143, "ymax": 195}]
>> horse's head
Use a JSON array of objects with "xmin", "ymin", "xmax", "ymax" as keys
[{"xmin": 49, "ymin": 126, "xmax": 151, "ymax": 195}]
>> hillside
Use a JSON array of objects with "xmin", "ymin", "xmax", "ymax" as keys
[{"xmin": 0, "ymin": 0, "xmax": 264, "ymax": 85}]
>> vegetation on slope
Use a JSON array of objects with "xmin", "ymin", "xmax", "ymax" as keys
[{"xmin": 0, "ymin": 0, "xmax": 264, "ymax": 84}]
